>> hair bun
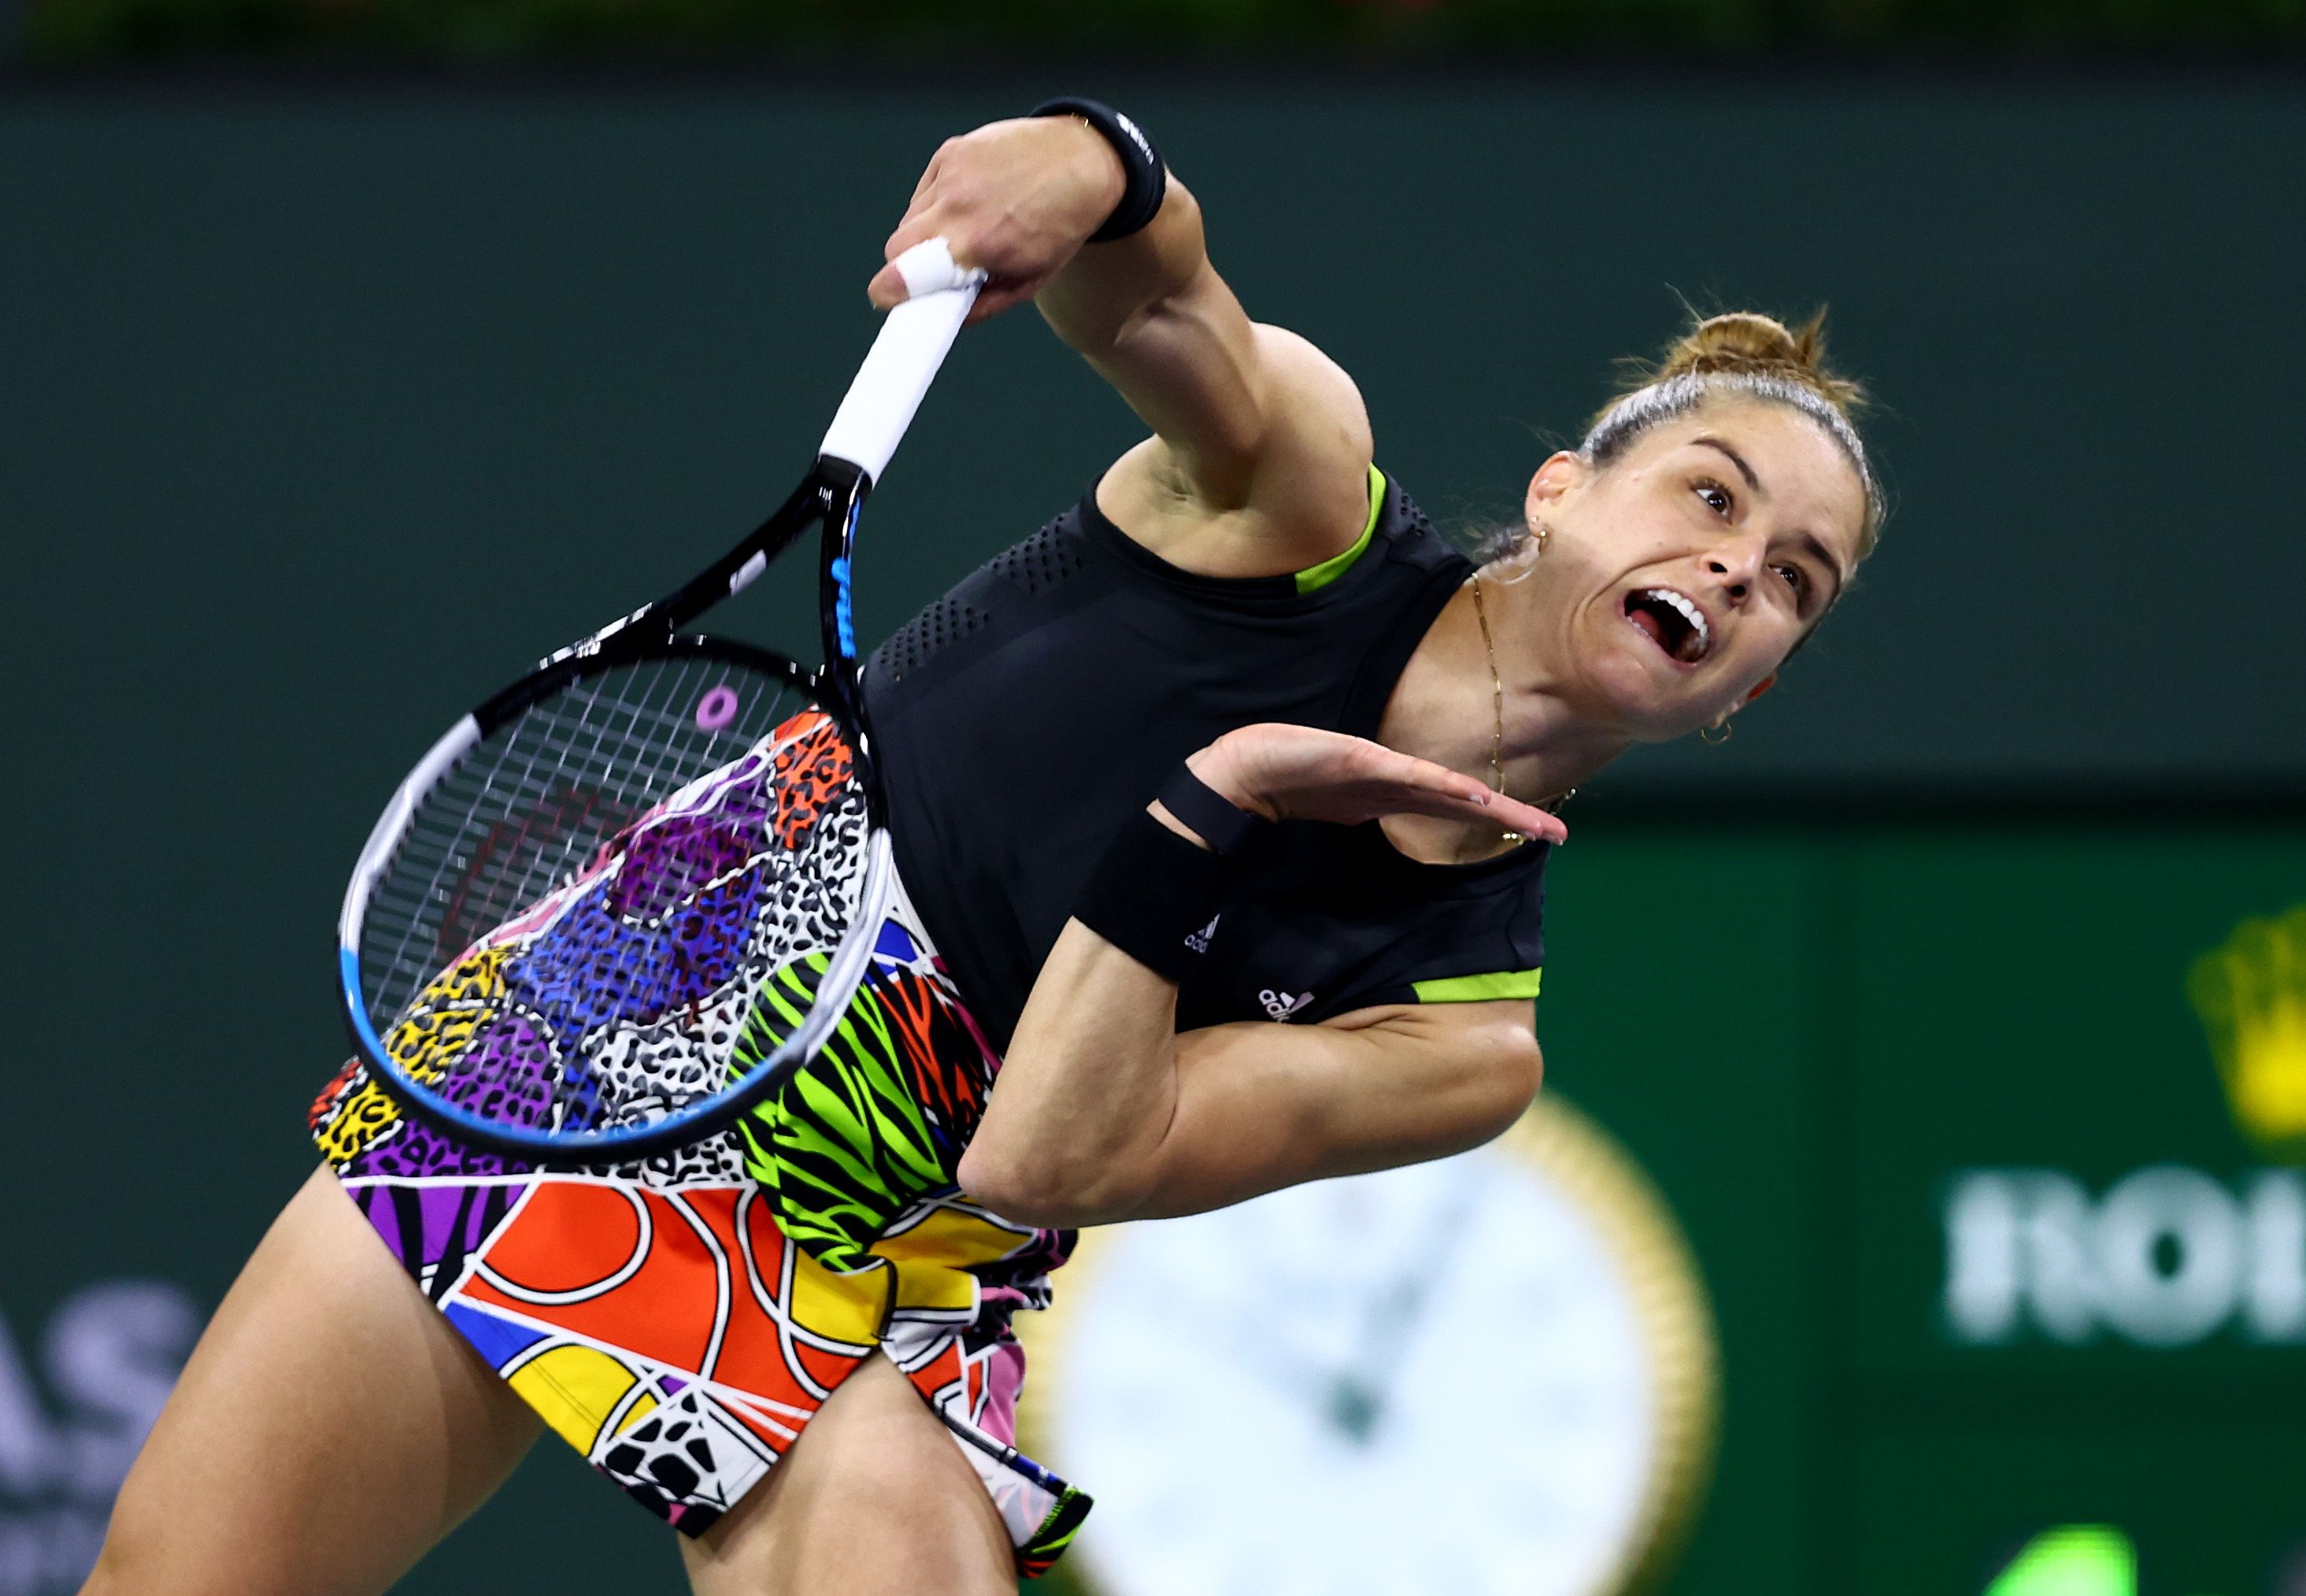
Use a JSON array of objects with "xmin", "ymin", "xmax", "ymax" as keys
[
  {"xmin": 1583, "ymin": 305, "xmax": 1885, "ymax": 553},
  {"xmin": 1653, "ymin": 309, "xmax": 1866, "ymax": 413}
]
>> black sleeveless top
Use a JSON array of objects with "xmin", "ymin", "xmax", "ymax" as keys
[{"xmin": 862, "ymin": 468, "xmax": 1549, "ymax": 1052}]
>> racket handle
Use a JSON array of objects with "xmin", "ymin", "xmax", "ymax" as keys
[{"xmin": 818, "ymin": 239, "xmax": 986, "ymax": 487}]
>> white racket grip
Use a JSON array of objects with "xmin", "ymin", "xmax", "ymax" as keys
[{"xmin": 818, "ymin": 239, "xmax": 986, "ymax": 486}]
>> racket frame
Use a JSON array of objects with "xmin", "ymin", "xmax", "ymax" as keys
[
  {"xmin": 336, "ymin": 457, "xmax": 898, "ymax": 1164},
  {"xmin": 337, "ymin": 241, "xmax": 982, "ymax": 1165}
]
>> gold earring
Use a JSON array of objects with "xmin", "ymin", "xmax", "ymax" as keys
[{"xmin": 1699, "ymin": 719, "xmax": 1734, "ymax": 746}]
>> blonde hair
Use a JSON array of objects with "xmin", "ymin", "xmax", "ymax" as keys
[{"xmin": 1581, "ymin": 310, "xmax": 1883, "ymax": 556}]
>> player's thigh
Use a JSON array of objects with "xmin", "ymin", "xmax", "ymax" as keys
[
  {"xmin": 679, "ymin": 1354, "xmax": 1013, "ymax": 1596},
  {"xmin": 83, "ymin": 1164, "xmax": 544, "ymax": 1596}
]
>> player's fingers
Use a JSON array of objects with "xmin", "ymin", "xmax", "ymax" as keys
[
  {"xmin": 909, "ymin": 146, "xmax": 946, "ymax": 206},
  {"xmin": 866, "ymin": 261, "xmax": 909, "ymax": 310},
  {"xmin": 880, "ymin": 198, "xmax": 945, "ymax": 261},
  {"xmin": 1366, "ymin": 745, "xmax": 1490, "ymax": 807},
  {"xmin": 1505, "ymin": 803, "xmax": 1569, "ymax": 844},
  {"xmin": 1450, "ymin": 787, "xmax": 1563, "ymax": 842},
  {"xmin": 868, "ymin": 215, "xmax": 956, "ymax": 309},
  {"xmin": 967, "ymin": 279, "xmax": 1042, "ymax": 322},
  {"xmin": 1370, "ymin": 754, "xmax": 1566, "ymax": 843},
  {"xmin": 871, "ymin": 199, "xmax": 956, "ymax": 302},
  {"xmin": 1404, "ymin": 787, "xmax": 1566, "ymax": 843}
]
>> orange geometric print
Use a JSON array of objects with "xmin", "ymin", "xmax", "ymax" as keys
[
  {"xmin": 463, "ymin": 1184, "xmax": 720, "ymax": 1374},
  {"xmin": 905, "ymin": 1339, "xmax": 967, "ymax": 1409},
  {"xmin": 479, "ymin": 1181, "xmax": 644, "ymax": 1294},
  {"xmin": 461, "ymin": 1181, "xmax": 881, "ymax": 1420}
]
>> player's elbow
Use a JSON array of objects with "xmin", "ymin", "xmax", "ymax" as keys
[
  {"xmin": 1505, "ymin": 1026, "xmax": 1545, "ymax": 1103},
  {"xmin": 957, "ymin": 1139, "xmax": 1149, "ymax": 1230},
  {"xmin": 954, "ymin": 1141, "xmax": 1045, "ymax": 1224},
  {"xmin": 1466, "ymin": 1024, "xmax": 1545, "ymax": 1142}
]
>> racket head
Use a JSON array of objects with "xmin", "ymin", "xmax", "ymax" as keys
[{"xmin": 336, "ymin": 632, "xmax": 892, "ymax": 1163}]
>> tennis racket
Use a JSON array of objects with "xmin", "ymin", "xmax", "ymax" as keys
[{"xmin": 336, "ymin": 239, "xmax": 984, "ymax": 1164}]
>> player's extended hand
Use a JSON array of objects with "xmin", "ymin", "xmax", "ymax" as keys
[
  {"xmin": 1183, "ymin": 724, "xmax": 1569, "ymax": 846},
  {"xmin": 868, "ymin": 117, "xmax": 1127, "ymax": 324}
]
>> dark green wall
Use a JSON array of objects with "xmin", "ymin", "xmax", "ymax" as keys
[
  {"xmin": 1579, "ymin": 824, "xmax": 2306, "ymax": 1596},
  {"xmin": 2, "ymin": 73, "xmax": 2301, "ymax": 1596},
  {"xmin": 6, "ymin": 76, "xmax": 2304, "ymax": 797}
]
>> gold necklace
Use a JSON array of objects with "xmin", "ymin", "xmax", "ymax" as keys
[
  {"xmin": 1468, "ymin": 572, "xmax": 1573, "ymax": 839},
  {"xmin": 1467, "ymin": 573, "xmax": 1521, "ymax": 844}
]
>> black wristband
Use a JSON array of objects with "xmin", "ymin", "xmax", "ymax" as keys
[
  {"xmin": 1030, "ymin": 97, "xmax": 1167, "ymax": 243},
  {"xmin": 1071, "ymin": 807, "xmax": 1231, "ymax": 983},
  {"xmin": 1156, "ymin": 765, "xmax": 1275, "ymax": 860}
]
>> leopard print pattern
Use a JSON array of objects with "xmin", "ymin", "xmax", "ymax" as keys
[
  {"xmin": 313, "ymin": 711, "xmax": 873, "ymax": 1190},
  {"xmin": 769, "ymin": 714, "xmax": 856, "ymax": 851}
]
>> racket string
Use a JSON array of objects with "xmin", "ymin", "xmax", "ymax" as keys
[
  {"xmin": 372, "ymin": 749, "xmax": 809, "ymax": 1135},
  {"xmin": 365, "ymin": 658, "xmax": 809, "ymax": 1045}
]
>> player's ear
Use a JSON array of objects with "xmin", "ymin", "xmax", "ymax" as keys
[{"xmin": 1523, "ymin": 452, "xmax": 1586, "ymax": 520}]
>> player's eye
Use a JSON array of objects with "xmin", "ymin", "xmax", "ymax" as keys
[
  {"xmin": 1693, "ymin": 479, "xmax": 1733, "ymax": 517},
  {"xmin": 1774, "ymin": 563, "xmax": 1810, "ymax": 603}
]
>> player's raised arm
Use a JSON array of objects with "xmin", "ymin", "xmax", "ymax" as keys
[{"xmin": 868, "ymin": 106, "xmax": 1375, "ymax": 568}]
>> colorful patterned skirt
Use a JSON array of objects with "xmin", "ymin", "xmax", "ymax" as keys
[{"xmin": 307, "ymin": 712, "xmax": 1090, "ymax": 1576}]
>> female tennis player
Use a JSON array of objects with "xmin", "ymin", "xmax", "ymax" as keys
[{"xmin": 88, "ymin": 102, "xmax": 1879, "ymax": 1596}]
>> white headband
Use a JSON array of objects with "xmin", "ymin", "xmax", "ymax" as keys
[{"xmin": 1580, "ymin": 371, "xmax": 1883, "ymax": 531}]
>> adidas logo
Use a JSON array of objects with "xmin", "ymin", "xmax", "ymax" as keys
[
  {"xmin": 1260, "ymin": 988, "xmax": 1313, "ymax": 1023},
  {"xmin": 1183, "ymin": 915, "xmax": 1220, "ymax": 955}
]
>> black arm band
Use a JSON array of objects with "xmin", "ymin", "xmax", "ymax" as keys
[
  {"xmin": 1156, "ymin": 765, "xmax": 1275, "ymax": 860},
  {"xmin": 1071, "ymin": 807, "xmax": 1232, "ymax": 983},
  {"xmin": 1030, "ymin": 97, "xmax": 1168, "ymax": 243}
]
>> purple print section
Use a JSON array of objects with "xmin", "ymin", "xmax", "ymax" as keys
[
  {"xmin": 352, "ymin": 1113, "xmax": 529, "ymax": 1180},
  {"xmin": 339, "ymin": 759, "xmax": 784, "ymax": 1180},
  {"xmin": 455, "ymin": 1010, "xmax": 561, "ymax": 1128},
  {"xmin": 356, "ymin": 1180, "xmax": 508, "ymax": 1272},
  {"xmin": 607, "ymin": 808, "xmax": 764, "ymax": 920},
  {"xmin": 510, "ymin": 850, "xmax": 766, "ymax": 1039},
  {"xmin": 350, "ymin": 1010, "xmax": 557, "ymax": 1179}
]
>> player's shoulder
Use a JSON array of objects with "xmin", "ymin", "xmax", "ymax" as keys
[
  {"xmin": 1242, "ymin": 321, "xmax": 1375, "ymax": 532},
  {"xmin": 1249, "ymin": 323, "xmax": 1371, "ymax": 437}
]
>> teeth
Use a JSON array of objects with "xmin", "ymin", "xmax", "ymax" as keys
[{"xmin": 1640, "ymin": 588, "xmax": 1710, "ymax": 657}]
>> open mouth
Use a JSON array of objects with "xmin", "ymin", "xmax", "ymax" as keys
[{"xmin": 1623, "ymin": 587, "xmax": 1713, "ymax": 665}]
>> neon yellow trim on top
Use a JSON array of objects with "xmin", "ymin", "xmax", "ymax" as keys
[
  {"xmin": 1412, "ymin": 968, "xmax": 1544, "ymax": 1003},
  {"xmin": 1293, "ymin": 465, "xmax": 1386, "ymax": 594}
]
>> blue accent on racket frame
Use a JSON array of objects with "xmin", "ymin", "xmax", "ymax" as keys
[{"xmin": 832, "ymin": 556, "xmax": 856, "ymax": 659}]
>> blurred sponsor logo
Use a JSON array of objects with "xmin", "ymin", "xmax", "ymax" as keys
[
  {"xmin": 1941, "ymin": 905, "xmax": 2306, "ymax": 1351},
  {"xmin": 1942, "ymin": 1166, "xmax": 2304, "ymax": 1347},
  {"xmin": 2189, "ymin": 904, "xmax": 2306, "ymax": 1154},
  {"xmin": 0, "ymin": 1283, "xmax": 199, "ymax": 1596}
]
